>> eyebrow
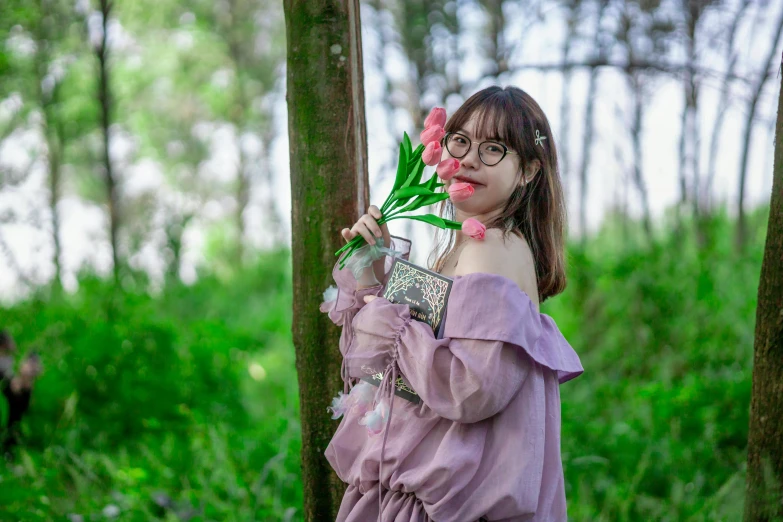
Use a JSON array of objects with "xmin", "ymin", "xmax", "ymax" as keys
[{"xmin": 456, "ymin": 129, "xmax": 506, "ymax": 143}]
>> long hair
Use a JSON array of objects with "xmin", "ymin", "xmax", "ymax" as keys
[{"xmin": 428, "ymin": 86, "xmax": 567, "ymax": 302}]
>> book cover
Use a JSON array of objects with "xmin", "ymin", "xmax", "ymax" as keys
[{"xmin": 382, "ymin": 258, "xmax": 453, "ymax": 339}]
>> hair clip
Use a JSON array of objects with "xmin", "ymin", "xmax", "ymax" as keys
[{"xmin": 534, "ymin": 130, "xmax": 547, "ymax": 147}]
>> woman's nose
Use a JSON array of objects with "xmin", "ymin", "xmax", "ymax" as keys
[{"xmin": 460, "ymin": 144, "xmax": 481, "ymax": 169}]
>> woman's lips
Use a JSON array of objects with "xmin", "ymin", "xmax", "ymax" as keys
[{"xmin": 454, "ymin": 176, "xmax": 484, "ymax": 187}]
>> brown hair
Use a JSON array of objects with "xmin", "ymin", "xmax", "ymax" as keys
[{"xmin": 428, "ymin": 85, "xmax": 567, "ymax": 301}]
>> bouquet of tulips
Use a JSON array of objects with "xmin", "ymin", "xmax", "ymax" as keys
[{"xmin": 335, "ymin": 108, "xmax": 485, "ymax": 270}]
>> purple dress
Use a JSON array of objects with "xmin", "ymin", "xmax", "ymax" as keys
[{"xmin": 320, "ymin": 237, "xmax": 584, "ymax": 521}]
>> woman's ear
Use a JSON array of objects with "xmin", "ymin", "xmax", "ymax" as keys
[{"xmin": 521, "ymin": 159, "xmax": 541, "ymax": 186}]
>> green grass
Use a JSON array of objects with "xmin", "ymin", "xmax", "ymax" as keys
[{"xmin": 0, "ymin": 207, "xmax": 769, "ymax": 521}]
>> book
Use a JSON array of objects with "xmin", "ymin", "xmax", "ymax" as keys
[{"xmin": 381, "ymin": 258, "xmax": 453, "ymax": 339}]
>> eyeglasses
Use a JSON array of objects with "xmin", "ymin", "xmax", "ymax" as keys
[{"xmin": 442, "ymin": 132, "xmax": 517, "ymax": 167}]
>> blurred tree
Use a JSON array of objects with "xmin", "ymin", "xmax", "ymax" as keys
[
  {"xmin": 744, "ymin": 50, "xmax": 783, "ymax": 522},
  {"xmin": 0, "ymin": 0, "xmax": 89, "ymax": 288},
  {"xmin": 92, "ymin": 0, "xmax": 121, "ymax": 285},
  {"xmin": 736, "ymin": 5, "xmax": 783, "ymax": 249},
  {"xmin": 202, "ymin": 0, "xmax": 284, "ymax": 262},
  {"xmin": 283, "ymin": 0, "xmax": 369, "ymax": 519},
  {"xmin": 577, "ymin": 0, "xmax": 611, "ymax": 241},
  {"xmin": 557, "ymin": 0, "xmax": 584, "ymax": 188},
  {"xmin": 704, "ymin": 0, "xmax": 752, "ymax": 213},
  {"xmin": 615, "ymin": 0, "xmax": 676, "ymax": 242}
]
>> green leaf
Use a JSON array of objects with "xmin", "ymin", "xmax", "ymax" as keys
[
  {"xmin": 389, "ymin": 213, "xmax": 462, "ymax": 230},
  {"xmin": 394, "ymin": 192, "xmax": 450, "ymax": 214},
  {"xmin": 401, "ymin": 157, "xmax": 426, "ymax": 190},
  {"xmin": 391, "ymin": 141, "xmax": 409, "ymax": 193},
  {"xmin": 403, "ymin": 132, "xmax": 412, "ymax": 157},
  {"xmin": 393, "ymin": 186, "xmax": 435, "ymax": 200},
  {"xmin": 424, "ymin": 172, "xmax": 443, "ymax": 191}
]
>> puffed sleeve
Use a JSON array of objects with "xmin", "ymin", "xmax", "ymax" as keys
[
  {"xmin": 320, "ymin": 235, "xmax": 411, "ymax": 329},
  {"xmin": 343, "ymin": 272, "xmax": 584, "ymax": 423}
]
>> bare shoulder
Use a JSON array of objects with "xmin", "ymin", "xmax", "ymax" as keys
[{"xmin": 455, "ymin": 229, "xmax": 539, "ymax": 308}]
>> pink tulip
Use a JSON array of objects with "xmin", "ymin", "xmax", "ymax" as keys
[
  {"xmin": 422, "ymin": 141, "xmax": 442, "ymax": 166},
  {"xmin": 462, "ymin": 218, "xmax": 486, "ymax": 240},
  {"xmin": 436, "ymin": 159, "xmax": 460, "ymax": 180},
  {"xmin": 424, "ymin": 107, "xmax": 447, "ymax": 129},
  {"xmin": 448, "ymin": 182, "xmax": 474, "ymax": 202},
  {"xmin": 420, "ymin": 125, "xmax": 445, "ymax": 146}
]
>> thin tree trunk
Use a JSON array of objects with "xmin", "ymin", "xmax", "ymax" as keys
[
  {"xmin": 96, "ymin": 0, "xmax": 120, "ymax": 285},
  {"xmin": 283, "ymin": 0, "xmax": 369, "ymax": 519},
  {"xmin": 46, "ymin": 125, "xmax": 63, "ymax": 288},
  {"xmin": 579, "ymin": 69, "xmax": 598, "ymax": 241},
  {"xmin": 482, "ymin": 0, "xmax": 507, "ymax": 75},
  {"xmin": 737, "ymin": 5, "xmax": 783, "ymax": 249},
  {"xmin": 577, "ymin": 0, "xmax": 609, "ymax": 242},
  {"xmin": 704, "ymin": 0, "xmax": 751, "ymax": 211},
  {"xmin": 629, "ymin": 72, "xmax": 652, "ymax": 241},
  {"xmin": 260, "ymin": 125, "xmax": 284, "ymax": 246},
  {"xmin": 34, "ymin": 4, "xmax": 64, "ymax": 289},
  {"xmin": 744, "ymin": 50, "xmax": 783, "ymax": 522},
  {"xmin": 235, "ymin": 144, "xmax": 248, "ymax": 262},
  {"xmin": 559, "ymin": 6, "xmax": 578, "ymax": 190}
]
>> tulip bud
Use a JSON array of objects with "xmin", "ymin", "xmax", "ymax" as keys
[
  {"xmin": 448, "ymin": 182, "xmax": 474, "ymax": 203},
  {"xmin": 424, "ymin": 107, "xmax": 447, "ymax": 129},
  {"xmin": 420, "ymin": 125, "xmax": 445, "ymax": 146},
  {"xmin": 422, "ymin": 141, "xmax": 442, "ymax": 166},
  {"xmin": 461, "ymin": 218, "xmax": 486, "ymax": 240},
  {"xmin": 436, "ymin": 159, "xmax": 460, "ymax": 180}
]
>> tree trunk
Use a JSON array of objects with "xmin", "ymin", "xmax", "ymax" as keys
[
  {"xmin": 283, "ymin": 1, "xmax": 369, "ymax": 520},
  {"xmin": 629, "ymin": 72, "xmax": 652, "ymax": 241},
  {"xmin": 736, "ymin": 5, "xmax": 783, "ymax": 249},
  {"xmin": 34, "ymin": 6, "xmax": 64, "ymax": 290},
  {"xmin": 704, "ymin": 0, "xmax": 751, "ymax": 211},
  {"xmin": 96, "ymin": 0, "xmax": 120, "ymax": 285},
  {"xmin": 744, "ymin": 50, "xmax": 783, "ymax": 522},
  {"xmin": 577, "ymin": 0, "xmax": 609, "ymax": 242},
  {"xmin": 558, "ymin": 7, "xmax": 578, "ymax": 191}
]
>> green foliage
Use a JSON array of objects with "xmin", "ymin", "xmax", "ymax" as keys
[
  {"xmin": 0, "ymin": 208, "xmax": 769, "ymax": 521},
  {"xmin": 543, "ymin": 207, "xmax": 768, "ymax": 521},
  {"xmin": 0, "ymin": 249, "xmax": 301, "ymax": 520}
]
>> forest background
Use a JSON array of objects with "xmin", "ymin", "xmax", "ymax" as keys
[{"xmin": 0, "ymin": 0, "xmax": 781, "ymax": 520}]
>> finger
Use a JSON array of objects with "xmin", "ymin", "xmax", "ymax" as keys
[
  {"xmin": 341, "ymin": 228, "xmax": 354, "ymax": 243},
  {"xmin": 368, "ymin": 205, "xmax": 382, "ymax": 220},
  {"xmin": 355, "ymin": 222, "xmax": 377, "ymax": 245},
  {"xmin": 361, "ymin": 214, "xmax": 383, "ymax": 239},
  {"xmin": 363, "ymin": 295, "xmax": 378, "ymax": 304}
]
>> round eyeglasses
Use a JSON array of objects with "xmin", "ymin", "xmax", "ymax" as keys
[{"xmin": 442, "ymin": 132, "xmax": 517, "ymax": 167}]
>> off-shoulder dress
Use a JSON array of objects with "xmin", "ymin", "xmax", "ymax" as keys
[{"xmin": 320, "ymin": 237, "xmax": 584, "ymax": 522}]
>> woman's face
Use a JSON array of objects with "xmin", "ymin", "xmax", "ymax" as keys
[{"xmin": 441, "ymin": 113, "xmax": 521, "ymax": 220}]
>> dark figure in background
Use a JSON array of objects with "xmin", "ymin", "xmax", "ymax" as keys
[{"xmin": 0, "ymin": 331, "xmax": 42, "ymax": 456}]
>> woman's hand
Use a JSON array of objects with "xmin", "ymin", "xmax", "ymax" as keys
[
  {"xmin": 340, "ymin": 205, "xmax": 390, "ymax": 248},
  {"xmin": 341, "ymin": 205, "xmax": 392, "ymax": 288}
]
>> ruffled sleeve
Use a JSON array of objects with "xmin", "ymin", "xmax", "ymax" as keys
[
  {"xmin": 320, "ymin": 235, "xmax": 412, "ymax": 328},
  {"xmin": 319, "ymin": 236, "xmax": 412, "ymax": 396},
  {"xmin": 345, "ymin": 272, "xmax": 584, "ymax": 423}
]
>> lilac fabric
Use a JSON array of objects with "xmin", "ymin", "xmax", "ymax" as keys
[{"xmin": 321, "ymin": 240, "xmax": 584, "ymax": 522}]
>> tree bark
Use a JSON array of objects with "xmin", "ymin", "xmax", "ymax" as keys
[
  {"xmin": 283, "ymin": 1, "xmax": 369, "ymax": 520},
  {"xmin": 744, "ymin": 50, "xmax": 783, "ymax": 522},
  {"xmin": 736, "ymin": 5, "xmax": 783, "ymax": 249},
  {"xmin": 96, "ymin": 0, "xmax": 120, "ymax": 285}
]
